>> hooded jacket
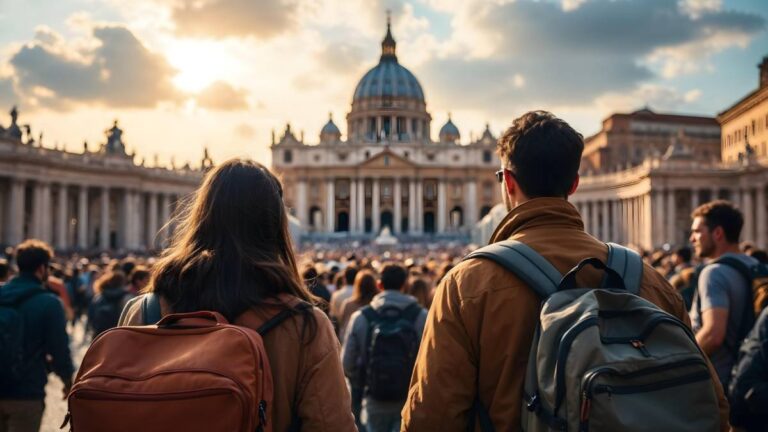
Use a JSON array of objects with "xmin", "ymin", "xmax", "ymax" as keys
[
  {"xmin": 401, "ymin": 198, "xmax": 729, "ymax": 431},
  {"xmin": 0, "ymin": 273, "xmax": 74, "ymax": 399}
]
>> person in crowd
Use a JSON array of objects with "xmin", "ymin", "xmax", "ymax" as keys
[
  {"xmin": 690, "ymin": 201, "xmax": 759, "ymax": 389},
  {"xmin": 671, "ymin": 247, "xmax": 693, "ymax": 275},
  {"xmin": 0, "ymin": 240, "xmax": 74, "ymax": 432},
  {"xmin": 88, "ymin": 270, "xmax": 132, "ymax": 337},
  {"xmin": 729, "ymin": 306, "xmax": 768, "ymax": 431},
  {"xmin": 302, "ymin": 265, "xmax": 331, "ymax": 314},
  {"xmin": 330, "ymin": 266, "xmax": 359, "ymax": 333},
  {"xmin": 338, "ymin": 270, "xmax": 379, "ymax": 342},
  {"xmin": 118, "ymin": 158, "xmax": 356, "ymax": 431},
  {"xmin": 126, "ymin": 266, "xmax": 150, "ymax": 295},
  {"xmin": 338, "ymin": 270, "xmax": 379, "ymax": 430},
  {"xmin": 747, "ymin": 249, "xmax": 768, "ymax": 265},
  {"xmin": 401, "ymin": 111, "xmax": 729, "ymax": 431},
  {"xmin": 47, "ymin": 264, "xmax": 74, "ymax": 322},
  {"xmin": 0, "ymin": 258, "xmax": 9, "ymax": 286},
  {"xmin": 343, "ymin": 264, "xmax": 427, "ymax": 432},
  {"xmin": 668, "ymin": 246, "xmax": 696, "ymax": 310},
  {"xmin": 407, "ymin": 277, "xmax": 432, "ymax": 309}
]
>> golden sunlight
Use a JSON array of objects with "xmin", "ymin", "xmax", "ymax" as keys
[{"xmin": 165, "ymin": 39, "xmax": 237, "ymax": 93}]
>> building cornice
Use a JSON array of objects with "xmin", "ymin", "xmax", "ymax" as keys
[{"xmin": 717, "ymin": 86, "xmax": 768, "ymax": 125}]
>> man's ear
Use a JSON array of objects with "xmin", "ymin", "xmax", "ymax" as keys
[
  {"xmin": 568, "ymin": 174, "xmax": 580, "ymax": 196},
  {"xmin": 712, "ymin": 226, "xmax": 725, "ymax": 243},
  {"xmin": 376, "ymin": 280, "xmax": 384, "ymax": 291},
  {"xmin": 503, "ymin": 169, "xmax": 516, "ymax": 197}
]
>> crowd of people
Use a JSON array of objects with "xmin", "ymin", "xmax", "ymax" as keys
[{"xmin": 0, "ymin": 111, "xmax": 766, "ymax": 432}]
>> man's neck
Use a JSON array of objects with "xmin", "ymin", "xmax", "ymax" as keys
[{"xmin": 712, "ymin": 243, "xmax": 741, "ymax": 259}]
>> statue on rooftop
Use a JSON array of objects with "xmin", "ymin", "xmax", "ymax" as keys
[{"xmin": 105, "ymin": 120, "xmax": 126, "ymax": 154}]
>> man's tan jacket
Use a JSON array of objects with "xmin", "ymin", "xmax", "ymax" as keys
[{"xmin": 401, "ymin": 198, "xmax": 729, "ymax": 431}]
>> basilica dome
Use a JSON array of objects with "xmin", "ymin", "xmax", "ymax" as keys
[{"xmin": 352, "ymin": 21, "xmax": 424, "ymax": 103}]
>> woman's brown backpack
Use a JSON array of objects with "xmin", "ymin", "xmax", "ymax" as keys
[{"xmin": 63, "ymin": 308, "xmax": 295, "ymax": 432}]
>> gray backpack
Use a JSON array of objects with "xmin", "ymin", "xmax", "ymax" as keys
[{"xmin": 465, "ymin": 240, "xmax": 720, "ymax": 431}]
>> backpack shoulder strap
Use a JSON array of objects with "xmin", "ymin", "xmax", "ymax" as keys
[
  {"xmin": 141, "ymin": 293, "xmax": 162, "ymax": 325},
  {"xmin": 256, "ymin": 301, "xmax": 312, "ymax": 336},
  {"xmin": 605, "ymin": 243, "xmax": 644, "ymax": 295},
  {"xmin": 361, "ymin": 304, "xmax": 380, "ymax": 326},
  {"xmin": 402, "ymin": 302, "xmax": 422, "ymax": 323},
  {"xmin": 463, "ymin": 239, "xmax": 560, "ymax": 299},
  {"xmin": 713, "ymin": 256, "xmax": 753, "ymax": 282}
]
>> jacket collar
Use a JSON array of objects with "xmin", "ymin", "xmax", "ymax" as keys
[{"xmin": 489, "ymin": 197, "xmax": 585, "ymax": 243}]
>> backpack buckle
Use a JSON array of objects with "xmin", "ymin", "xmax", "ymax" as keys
[{"xmin": 526, "ymin": 394, "xmax": 540, "ymax": 413}]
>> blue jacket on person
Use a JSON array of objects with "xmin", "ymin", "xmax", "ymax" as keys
[{"xmin": 0, "ymin": 273, "xmax": 74, "ymax": 400}]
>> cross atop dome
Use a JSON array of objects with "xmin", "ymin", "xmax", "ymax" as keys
[{"xmin": 381, "ymin": 10, "xmax": 397, "ymax": 61}]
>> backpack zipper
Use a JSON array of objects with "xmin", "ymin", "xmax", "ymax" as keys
[{"xmin": 578, "ymin": 359, "xmax": 709, "ymax": 432}]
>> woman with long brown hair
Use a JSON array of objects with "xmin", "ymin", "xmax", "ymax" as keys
[
  {"xmin": 337, "ymin": 270, "xmax": 378, "ymax": 340},
  {"xmin": 118, "ymin": 158, "xmax": 355, "ymax": 431}
]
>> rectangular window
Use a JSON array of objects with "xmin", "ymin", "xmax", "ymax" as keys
[
  {"xmin": 283, "ymin": 150, "xmax": 292, "ymax": 163},
  {"xmin": 483, "ymin": 150, "xmax": 492, "ymax": 163},
  {"xmin": 425, "ymin": 182, "xmax": 436, "ymax": 199}
]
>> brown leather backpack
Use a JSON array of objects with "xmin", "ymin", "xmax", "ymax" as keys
[{"xmin": 63, "ymin": 307, "xmax": 297, "ymax": 432}]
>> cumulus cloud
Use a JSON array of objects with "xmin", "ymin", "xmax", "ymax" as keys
[
  {"xmin": 234, "ymin": 123, "xmax": 256, "ymax": 139},
  {"xmin": 416, "ymin": 0, "xmax": 765, "ymax": 113},
  {"xmin": 172, "ymin": 0, "xmax": 296, "ymax": 39},
  {"xmin": 595, "ymin": 84, "xmax": 704, "ymax": 112},
  {"xmin": 0, "ymin": 77, "xmax": 20, "ymax": 111},
  {"xmin": 9, "ymin": 25, "xmax": 181, "ymax": 109},
  {"xmin": 195, "ymin": 80, "xmax": 249, "ymax": 110}
]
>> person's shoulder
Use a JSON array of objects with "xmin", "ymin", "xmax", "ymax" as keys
[{"xmin": 441, "ymin": 255, "xmax": 526, "ymax": 301}]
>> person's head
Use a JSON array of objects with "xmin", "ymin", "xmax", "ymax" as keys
[
  {"xmin": 690, "ymin": 200, "xmax": 743, "ymax": 259},
  {"xmin": 0, "ymin": 258, "xmax": 9, "ymax": 282},
  {"xmin": 497, "ymin": 111, "xmax": 584, "ymax": 210},
  {"xmin": 121, "ymin": 259, "xmax": 136, "ymax": 278},
  {"xmin": 14, "ymin": 239, "xmax": 54, "ymax": 282},
  {"xmin": 673, "ymin": 247, "xmax": 692, "ymax": 266},
  {"xmin": 378, "ymin": 263, "xmax": 408, "ymax": 292},
  {"xmin": 344, "ymin": 266, "xmax": 358, "ymax": 287},
  {"xmin": 129, "ymin": 266, "xmax": 151, "ymax": 291},
  {"xmin": 352, "ymin": 270, "xmax": 378, "ymax": 305},
  {"xmin": 408, "ymin": 278, "xmax": 432, "ymax": 308},
  {"xmin": 151, "ymin": 158, "xmax": 313, "ymax": 322},
  {"xmin": 334, "ymin": 273, "xmax": 346, "ymax": 291},
  {"xmin": 301, "ymin": 265, "xmax": 319, "ymax": 290},
  {"xmin": 748, "ymin": 249, "xmax": 768, "ymax": 264},
  {"xmin": 94, "ymin": 271, "xmax": 127, "ymax": 295}
]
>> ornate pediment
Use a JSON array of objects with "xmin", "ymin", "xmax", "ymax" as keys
[{"xmin": 358, "ymin": 149, "xmax": 417, "ymax": 169}]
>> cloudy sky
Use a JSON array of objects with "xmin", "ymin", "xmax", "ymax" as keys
[{"xmin": 0, "ymin": 0, "xmax": 765, "ymax": 167}]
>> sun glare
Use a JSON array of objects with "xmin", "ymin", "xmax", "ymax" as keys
[{"xmin": 165, "ymin": 40, "xmax": 236, "ymax": 93}]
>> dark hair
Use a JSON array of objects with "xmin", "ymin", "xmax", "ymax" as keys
[
  {"xmin": 691, "ymin": 200, "xmax": 743, "ymax": 244},
  {"xmin": 95, "ymin": 271, "xmax": 127, "ymax": 294},
  {"xmin": 0, "ymin": 258, "xmax": 9, "ymax": 281},
  {"xmin": 674, "ymin": 247, "xmax": 692, "ymax": 263},
  {"xmin": 344, "ymin": 266, "xmax": 358, "ymax": 286},
  {"xmin": 408, "ymin": 278, "xmax": 431, "ymax": 309},
  {"xmin": 351, "ymin": 270, "xmax": 378, "ymax": 305},
  {"xmin": 380, "ymin": 264, "xmax": 408, "ymax": 291},
  {"xmin": 748, "ymin": 249, "xmax": 768, "ymax": 264},
  {"xmin": 497, "ymin": 111, "xmax": 584, "ymax": 198},
  {"xmin": 121, "ymin": 259, "xmax": 136, "ymax": 278},
  {"xmin": 334, "ymin": 273, "xmax": 346, "ymax": 291},
  {"xmin": 151, "ymin": 159, "xmax": 315, "ymax": 325},
  {"xmin": 130, "ymin": 266, "xmax": 150, "ymax": 286},
  {"xmin": 15, "ymin": 239, "xmax": 53, "ymax": 274}
]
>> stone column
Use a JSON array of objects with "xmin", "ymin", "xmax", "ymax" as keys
[
  {"xmin": 611, "ymin": 200, "xmax": 620, "ymax": 244},
  {"xmin": 465, "ymin": 181, "xmax": 478, "ymax": 229},
  {"xmin": 36, "ymin": 182, "xmax": 52, "ymax": 243},
  {"xmin": 372, "ymin": 179, "xmax": 380, "ymax": 233},
  {"xmin": 393, "ymin": 179, "xmax": 402, "ymax": 234},
  {"xmin": 732, "ymin": 188, "xmax": 742, "ymax": 208},
  {"xmin": 326, "ymin": 179, "xmax": 335, "ymax": 233},
  {"xmin": 710, "ymin": 187, "xmax": 719, "ymax": 202},
  {"xmin": 743, "ymin": 188, "xmax": 754, "ymax": 243},
  {"xmin": 297, "ymin": 180, "xmax": 308, "ymax": 229},
  {"xmin": 583, "ymin": 201, "xmax": 592, "ymax": 235},
  {"xmin": 437, "ymin": 179, "xmax": 447, "ymax": 233},
  {"xmin": 349, "ymin": 179, "xmax": 357, "ymax": 233},
  {"xmin": 77, "ymin": 186, "xmax": 88, "ymax": 249},
  {"xmin": 666, "ymin": 189, "xmax": 676, "ymax": 246},
  {"xmin": 756, "ymin": 185, "xmax": 767, "ymax": 249},
  {"xmin": 55, "ymin": 184, "xmax": 68, "ymax": 250},
  {"xmin": 147, "ymin": 192, "xmax": 158, "ymax": 249},
  {"xmin": 121, "ymin": 190, "xmax": 132, "ymax": 249},
  {"xmin": 408, "ymin": 179, "xmax": 416, "ymax": 234},
  {"xmin": 643, "ymin": 193, "xmax": 653, "ymax": 250},
  {"xmin": 100, "ymin": 186, "xmax": 110, "ymax": 250},
  {"xmin": 415, "ymin": 180, "xmax": 423, "ymax": 234},
  {"xmin": 8, "ymin": 179, "xmax": 24, "ymax": 246},
  {"xmin": 132, "ymin": 191, "xmax": 142, "ymax": 249},
  {"xmin": 691, "ymin": 188, "xmax": 700, "ymax": 211},
  {"xmin": 653, "ymin": 190, "xmax": 665, "ymax": 248},
  {"xmin": 357, "ymin": 180, "xmax": 365, "ymax": 233},
  {"xmin": 601, "ymin": 200, "xmax": 610, "ymax": 241}
]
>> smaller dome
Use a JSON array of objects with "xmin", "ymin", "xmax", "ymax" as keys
[
  {"xmin": 320, "ymin": 113, "xmax": 341, "ymax": 143},
  {"xmin": 439, "ymin": 115, "xmax": 460, "ymax": 143}
]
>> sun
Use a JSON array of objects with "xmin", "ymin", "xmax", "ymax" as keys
[{"xmin": 164, "ymin": 39, "xmax": 237, "ymax": 93}]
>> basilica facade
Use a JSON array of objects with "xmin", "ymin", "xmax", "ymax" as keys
[
  {"xmin": 0, "ymin": 108, "xmax": 205, "ymax": 251},
  {"xmin": 270, "ymin": 19, "xmax": 501, "ymax": 237}
]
